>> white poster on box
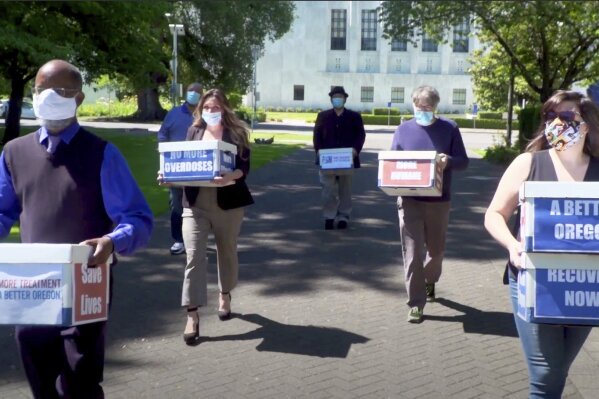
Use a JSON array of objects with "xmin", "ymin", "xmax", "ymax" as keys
[{"xmin": 0, "ymin": 264, "xmax": 65, "ymax": 325}]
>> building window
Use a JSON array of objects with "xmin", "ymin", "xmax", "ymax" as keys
[
  {"xmin": 456, "ymin": 60, "xmax": 464, "ymax": 73},
  {"xmin": 331, "ymin": 9, "xmax": 347, "ymax": 50},
  {"xmin": 426, "ymin": 58, "xmax": 433, "ymax": 73},
  {"xmin": 293, "ymin": 85, "xmax": 304, "ymax": 101},
  {"xmin": 391, "ymin": 87, "xmax": 405, "ymax": 103},
  {"xmin": 422, "ymin": 33, "xmax": 438, "ymax": 52},
  {"xmin": 361, "ymin": 9, "xmax": 377, "ymax": 51},
  {"xmin": 453, "ymin": 20, "xmax": 470, "ymax": 53},
  {"xmin": 361, "ymin": 86, "xmax": 374, "ymax": 102},
  {"xmin": 453, "ymin": 89, "xmax": 466, "ymax": 105},
  {"xmin": 335, "ymin": 58, "xmax": 341, "ymax": 71},
  {"xmin": 391, "ymin": 37, "xmax": 407, "ymax": 51}
]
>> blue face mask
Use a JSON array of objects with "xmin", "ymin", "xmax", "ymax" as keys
[
  {"xmin": 414, "ymin": 110, "xmax": 434, "ymax": 126},
  {"xmin": 186, "ymin": 91, "xmax": 200, "ymax": 105},
  {"xmin": 331, "ymin": 97, "xmax": 345, "ymax": 109}
]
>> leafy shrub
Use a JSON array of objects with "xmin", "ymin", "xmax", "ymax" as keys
[
  {"xmin": 518, "ymin": 106, "xmax": 542, "ymax": 151},
  {"xmin": 295, "ymin": 107, "xmax": 303, "ymax": 113},
  {"xmin": 276, "ymin": 106, "xmax": 284, "ymax": 112},
  {"xmin": 285, "ymin": 107, "xmax": 294, "ymax": 112},
  {"xmin": 483, "ymin": 143, "xmax": 521, "ymax": 165},
  {"xmin": 227, "ymin": 93, "xmax": 242, "ymax": 109}
]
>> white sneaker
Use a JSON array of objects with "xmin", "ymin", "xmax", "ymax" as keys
[{"xmin": 170, "ymin": 242, "xmax": 185, "ymax": 255}]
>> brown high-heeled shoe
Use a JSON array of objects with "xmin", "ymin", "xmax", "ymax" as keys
[
  {"xmin": 218, "ymin": 292, "xmax": 231, "ymax": 320},
  {"xmin": 183, "ymin": 308, "xmax": 199, "ymax": 345}
]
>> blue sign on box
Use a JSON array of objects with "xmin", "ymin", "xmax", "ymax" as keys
[
  {"xmin": 520, "ymin": 182, "xmax": 599, "ymax": 253},
  {"xmin": 519, "ymin": 253, "xmax": 599, "ymax": 325},
  {"xmin": 524, "ymin": 197, "xmax": 599, "ymax": 252},
  {"xmin": 159, "ymin": 140, "xmax": 237, "ymax": 186},
  {"xmin": 319, "ymin": 147, "xmax": 353, "ymax": 170}
]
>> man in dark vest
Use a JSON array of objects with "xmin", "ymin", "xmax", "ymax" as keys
[{"xmin": 0, "ymin": 59, "xmax": 153, "ymax": 398}]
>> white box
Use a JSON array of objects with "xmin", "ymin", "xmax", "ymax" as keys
[
  {"xmin": 319, "ymin": 148, "xmax": 354, "ymax": 172},
  {"xmin": 159, "ymin": 140, "xmax": 237, "ymax": 187},
  {"xmin": 0, "ymin": 244, "xmax": 110, "ymax": 326},
  {"xmin": 518, "ymin": 252, "xmax": 599, "ymax": 325},
  {"xmin": 520, "ymin": 181, "xmax": 599, "ymax": 253},
  {"xmin": 377, "ymin": 151, "xmax": 443, "ymax": 196}
]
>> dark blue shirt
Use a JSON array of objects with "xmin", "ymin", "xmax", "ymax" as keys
[
  {"xmin": 157, "ymin": 104, "xmax": 194, "ymax": 143},
  {"xmin": 391, "ymin": 117, "xmax": 469, "ymax": 201},
  {"xmin": 0, "ymin": 123, "xmax": 153, "ymax": 254}
]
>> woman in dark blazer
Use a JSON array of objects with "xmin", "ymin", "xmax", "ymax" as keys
[{"xmin": 180, "ymin": 89, "xmax": 254, "ymax": 345}]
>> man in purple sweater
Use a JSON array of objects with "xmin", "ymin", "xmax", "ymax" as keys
[{"xmin": 391, "ymin": 86, "xmax": 469, "ymax": 323}]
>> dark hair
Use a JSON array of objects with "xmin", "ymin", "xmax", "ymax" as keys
[
  {"xmin": 192, "ymin": 88, "xmax": 250, "ymax": 157},
  {"xmin": 526, "ymin": 90, "xmax": 599, "ymax": 157}
]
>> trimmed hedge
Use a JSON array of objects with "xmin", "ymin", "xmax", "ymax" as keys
[
  {"xmin": 452, "ymin": 118, "xmax": 519, "ymax": 130},
  {"xmin": 361, "ymin": 115, "xmax": 412, "ymax": 125},
  {"xmin": 477, "ymin": 112, "xmax": 503, "ymax": 120},
  {"xmin": 372, "ymin": 107, "xmax": 401, "ymax": 115}
]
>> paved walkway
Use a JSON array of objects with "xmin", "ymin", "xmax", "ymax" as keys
[{"xmin": 1, "ymin": 131, "xmax": 598, "ymax": 398}]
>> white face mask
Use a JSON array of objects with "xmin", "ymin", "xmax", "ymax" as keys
[
  {"xmin": 202, "ymin": 111, "xmax": 222, "ymax": 126},
  {"xmin": 33, "ymin": 89, "xmax": 77, "ymax": 120}
]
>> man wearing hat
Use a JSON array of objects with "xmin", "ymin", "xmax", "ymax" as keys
[{"xmin": 313, "ymin": 86, "xmax": 366, "ymax": 230}]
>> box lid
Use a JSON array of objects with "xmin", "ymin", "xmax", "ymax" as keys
[
  {"xmin": 319, "ymin": 147, "xmax": 353, "ymax": 154},
  {"xmin": 522, "ymin": 252, "xmax": 599, "ymax": 270},
  {"xmin": 0, "ymin": 244, "xmax": 92, "ymax": 263},
  {"xmin": 158, "ymin": 140, "xmax": 237, "ymax": 154},
  {"xmin": 378, "ymin": 151, "xmax": 439, "ymax": 160},
  {"xmin": 520, "ymin": 181, "xmax": 599, "ymax": 199}
]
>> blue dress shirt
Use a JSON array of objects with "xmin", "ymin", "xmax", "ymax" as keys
[
  {"xmin": 0, "ymin": 123, "xmax": 153, "ymax": 255},
  {"xmin": 157, "ymin": 104, "xmax": 195, "ymax": 143}
]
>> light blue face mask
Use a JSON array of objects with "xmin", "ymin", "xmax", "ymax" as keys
[
  {"xmin": 414, "ymin": 110, "xmax": 434, "ymax": 126},
  {"xmin": 186, "ymin": 91, "xmax": 200, "ymax": 105},
  {"xmin": 331, "ymin": 97, "xmax": 345, "ymax": 109}
]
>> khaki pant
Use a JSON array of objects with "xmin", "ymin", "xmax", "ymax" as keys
[
  {"xmin": 319, "ymin": 169, "xmax": 353, "ymax": 221},
  {"xmin": 181, "ymin": 187, "xmax": 244, "ymax": 307},
  {"xmin": 397, "ymin": 197, "xmax": 451, "ymax": 309}
]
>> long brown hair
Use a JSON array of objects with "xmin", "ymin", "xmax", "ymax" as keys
[
  {"xmin": 526, "ymin": 90, "xmax": 599, "ymax": 157},
  {"xmin": 192, "ymin": 88, "xmax": 250, "ymax": 158}
]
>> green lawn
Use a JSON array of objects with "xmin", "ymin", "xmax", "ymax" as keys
[{"xmin": 0, "ymin": 126, "xmax": 303, "ymax": 241}]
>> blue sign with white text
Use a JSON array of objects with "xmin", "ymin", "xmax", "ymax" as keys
[
  {"xmin": 163, "ymin": 149, "xmax": 235, "ymax": 182},
  {"xmin": 534, "ymin": 268, "xmax": 599, "ymax": 324},
  {"xmin": 530, "ymin": 198, "xmax": 599, "ymax": 253}
]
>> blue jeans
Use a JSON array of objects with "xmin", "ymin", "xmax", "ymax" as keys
[
  {"xmin": 509, "ymin": 277, "xmax": 592, "ymax": 398},
  {"xmin": 169, "ymin": 187, "xmax": 184, "ymax": 242}
]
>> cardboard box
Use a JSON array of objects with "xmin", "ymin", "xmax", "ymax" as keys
[
  {"xmin": 159, "ymin": 140, "xmax": 237, "ymax": 187},
  {"xmin": 0, "ymin": 244, "xmax": 110, "ymax": 326},
  {"xmin": 377, "ymin": 151, "xmax": 443, "ymax": 196},
  {"xmin": 319, "ymin": 148, "xmax": 354, "ymax": 173},
  {"xmin": 520, "ymin": 181, "xmax": 599, "ymax": 253},
  {"xmin": 518, "ymin": 252, "xmax": 599, "ymax": 325}
]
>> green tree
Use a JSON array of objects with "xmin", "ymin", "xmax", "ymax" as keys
[
  {"xmin": 469, "ymin": 44, "xmax": 537, "ymax": 111},
  {"xmin": 174, "ymin": 0, "xmax": 295, "ymax": 93},
  {"xmin": 0, "ymin": 1, "xmax": 169, "ymax": 143},
  {"xmin": 380, "ymin": 1, "xmax": 599, "ymax": 103}
]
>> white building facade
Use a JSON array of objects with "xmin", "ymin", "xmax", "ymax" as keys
[{"xmin": 248, "ymin": 0, "xmax": 480, "ymax": 113}]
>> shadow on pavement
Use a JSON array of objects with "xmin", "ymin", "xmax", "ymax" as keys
[
  {"xmin": 426, "ymin": 297, "xmax": 518, "ymax": 338},
  {"xmin": 201, "ymin": 313, "xmax": 369, "ymax": 358}
]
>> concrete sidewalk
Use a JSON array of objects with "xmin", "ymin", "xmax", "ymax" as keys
[{"xmin": 0, "ymin": 136, "xmax": 598, "ymax": 398}]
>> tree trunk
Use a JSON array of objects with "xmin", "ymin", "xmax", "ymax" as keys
[
  {"xmin": 1, "ymin": 75, "xmax": 25, "ymax": 145},
  {"xmin": 506, "ymin": 60, "xmax": 515, "ymax": 147},
  {"xmin": 136, "ymin": 87, "xmax": 167, "ymax": 121}
]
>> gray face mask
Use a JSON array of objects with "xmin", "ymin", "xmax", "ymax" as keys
[{"xmin": 41, "ymin": 118, "xmax": 74, "ymax": 132}]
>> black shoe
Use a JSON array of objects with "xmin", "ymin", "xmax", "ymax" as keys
[
  {"xmin": 325, "ymin": 219, "xmax": 335, "ymax": 230},
  {"xmin": 337, "ymin": 220, "xmax": 348, "ymax": 229},
  {"xmin": 183, "ymin": 308, "xmax": 199, "ymax": 345},
  {"xmin": 218, "ymin": 292, "xmax": 231, "ymax": 321},
  {"xmin": 425, "ymin": 283, "xmax": 435, "ymax": 302}
]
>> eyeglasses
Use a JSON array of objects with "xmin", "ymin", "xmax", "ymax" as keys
[
  {"xmin": 32, "ymin": 87, "xmax": 80, "ymax": 98},
  {"xmin": 545, "ymin": 111, "xmax": 580, "ymax": 122}
]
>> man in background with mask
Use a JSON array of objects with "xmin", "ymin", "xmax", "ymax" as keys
[
  {"xmin": 391, "ymin": 85, "xmax": 469, "ymax": 323},
  {"xmin": 158, "ymin": 82, "xmax": 203, "ymax": 254},
  {"xmin": 313, "ymin": 86, "xmax": 366, "ymax": 230},
  {"xmin": 0, "ymin": 59, "xmax": 153, "ymax": 397}
]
